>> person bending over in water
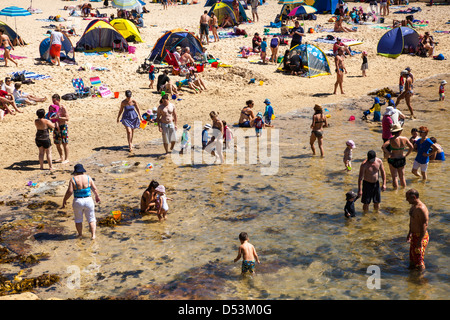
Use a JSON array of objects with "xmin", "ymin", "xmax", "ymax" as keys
[
  {"xmin": 233, "ymin": 232, "xmax": 260, "ymax": 274},
  {"xmin": 140, "ymin": 180, "xmax": 159, "ymax": 214}
]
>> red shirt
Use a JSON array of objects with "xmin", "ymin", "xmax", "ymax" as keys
[{"xmin": 0, "ymin": 90, "xmax": 9, "ymax": 97}]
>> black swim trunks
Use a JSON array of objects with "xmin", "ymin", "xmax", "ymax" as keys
[
  {"xmin": 200, "ymin": 23, "xmax": 209, "ymax": 36},
  {"xmin": 35, "ymin": 138, "xmax": 51, "ymax": 149},
  {"xmin": 388, "ymin": 157, "xmax": 406, "ymax": 169},
  {"xmin": 361, "ymin": 180, "xmax": 381, "ymax": 204}
]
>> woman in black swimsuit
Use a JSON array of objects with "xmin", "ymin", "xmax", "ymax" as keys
[
  {"xmin": 381, "ymin": 124, "xmax": 414, "ymax": 189},
  {"xmin": 35, "ymin": 108, "xmax": 55, "ymax": 170},
  {"xmin": 239, "ymin": 100, "xmax": 255, "ymax": 127},
  {"xmin": 310, "ymin": 104, "xmax": 328, "ymax": 157}
]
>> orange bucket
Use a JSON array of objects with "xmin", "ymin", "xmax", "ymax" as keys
[
  {"xmin": 114, "ymin": 92, "xmax": 119, "ymax": 99},
  {"xmin": 111, "ymin": 210, "xmax": 122, "ymax": 221},
  {"xmin": 140, "ymin": 120, "xmax": 148, "ymax": 129}
]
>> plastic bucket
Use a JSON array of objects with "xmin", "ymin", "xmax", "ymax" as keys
[
  {"xmin": 111, "ymin": 210, "xmax": 122, "ymax": 221},
  {"xmin": 211, "ymin": 61, "xmax": 219, "ymax": 68},
  {"xmin": 196, "ymin": 64, "xmax": 204, "ymax": 72},
  {"xmin": 140, "ymin": 120, "xmax": 148, "ymax": 129},
  {"xmin": 114, "ymin": 92, "xmax": 119, "ymax": 99}
]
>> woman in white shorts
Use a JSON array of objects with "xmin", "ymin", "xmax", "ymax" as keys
[{"xmin": 62, "ymin": 164, "xmax": 101, "ymax": 239}]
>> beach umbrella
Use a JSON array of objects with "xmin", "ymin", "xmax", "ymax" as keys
[
  {"xmin": 277, "ymin": 0, "xmax": 305, "ymax": 5},
  {"xmin": 0, "ymin": 6, "xmax": 31, "ymax": 33},
  {"xmin": 287, "ymin": 5, "xmax": 317, "ymax": 16},
  {"xmin": 111, "ymin": 0, "xmax": 139, "ymax": 10}
]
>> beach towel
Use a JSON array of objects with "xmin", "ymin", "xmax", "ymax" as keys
[
  {"xmin": 0, "ymin": 54, "xmax": 27, "ymax": 60},
  {"xmin": 393, "ymin": 7, "xmax": 422, "ymax": 14},
  {"xmin": 314, "ymin": 37, "xmax": 363, "ymax": 46},
  {"xmin": 10, "ymin": 70, "xmax": 51, "ymax": 81}
]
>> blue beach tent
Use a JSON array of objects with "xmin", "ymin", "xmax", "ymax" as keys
[
  {"xmin": 311, "ymin": 0, "xmax": 338, "ymax": 13},
  {"xmin": 148, "ymin": 28, "xmax": 203, "ymax": 63},
  {"xmin": 377, "ymin": 27, "xmax": 420, "ymax": 58}
]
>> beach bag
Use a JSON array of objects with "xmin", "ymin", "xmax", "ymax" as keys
[{"xmin": 62, "ymin": 93, "xmax": 78, "ymax": 101}]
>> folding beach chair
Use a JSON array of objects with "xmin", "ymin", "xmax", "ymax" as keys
[
  {"xmin": 72, "ymin": 78, "xmax": 90, "ymax": 98},
  {"xmin": 89, "ymin": 76, "xmax": 112, "ymax": 98}
]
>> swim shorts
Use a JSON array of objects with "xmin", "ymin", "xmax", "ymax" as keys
[
  {"xmin": 388, "ymin": 157, "xmax": 406, "ymax": 169},
  {"xmin": 241, "ymin": 260, "xmax": 256, "ymax": 273},
  {"xmin": 149, "ymin": 72, "xmax": 155, "ymax": 81},
  {"xmin": 361, "ymin": 62, "xmax": 368, "ymax": 71},
  {"xmin": 73, "ymin": 197, "xmax": 96, "ymax": 224},
  {"xmin": 361, "ymin": 180, "xmax": 381, "ymax": 204},
  {"xmin": 35, "ymin": 138, "xmax": 51, "ymax": 149},
  {"xmin": 409, "ymin": 231, "xmax": 429, "ymax": 269},
  {"xmin": 200, "ymin": 23, "xmax": 209, "ymax": 36},
  {"xmin": 50, "ymin": 44, "xmax": 61, "ymax": 58},
  {"xmin": 54, "ymin": 124, "xmax": 68, "ymax": 144},
  {"xmin": 412, "ymin": 160, "xmax": 428, "ymax": 172},
  {"xmin": 161, "ymin": 122, "xmax": 177, "ymax": 144}
]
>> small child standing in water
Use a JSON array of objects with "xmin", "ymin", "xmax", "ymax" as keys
[
  {"xmin": 234, "ymin": 232, "xmax": 260, "ymax": 274},
  {"xmin": 344, "ymin": 191, "xmax": 360, "ymax": 218},
  {"xmin": 343, "ymin": 140, "xmax": 355, "ymax": 171},
  {"xmin": 154, "ymin": 185, "xmax": 172, "ymax": 221},
  {"xmin": 439, "ymin": 80, "xmax": 446, "ymax": 101}
]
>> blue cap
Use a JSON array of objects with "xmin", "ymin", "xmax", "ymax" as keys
[
  {"xmin": 385, "ymin": 94, "xmax": 391, "ymax": 99},
  {"xmin": 183, "ymin": 124, "xmax": 191, "ymax": 130},
  {"xmin": 374, "ymin": 97, "xmax": 380, "ymax": 103},
  {"xmin": 264, "ymin": 98, "xmax": 271, "ymax": 104}
]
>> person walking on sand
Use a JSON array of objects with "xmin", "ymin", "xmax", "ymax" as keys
[
  {"xmin": 310, "ymin": 104, "xmax": 328, "ymax": 157},
  {"xmin": 52, "ymin": 94, "xmax": 70, "ymax": 164},
  {"xmin": 333, "ymin": 47, "xmax": 347, "ymax": 94},
  {"xmin": 157, "ymin": 94, "xmax": 178, "ymax": 154},
  {"xmin": 358, "ymin": 150, "xmax": 387, "ymax": 212},
  {"xmin": 0, "ymin": 29, "xmax": 18, "ymax": 67},
  {"xmin": 117, "ymin": 90, "xmax": 142, "ymax": 153},
  {"xmin": 405, "ymin": 189, "xmax": 429, "ymax": 272},
  {"xmin": 204, "ymin": 111, "xmax": 224, "ymax": 164},
  {"xmin": 49, "ymin": 26, "xmax": 65, "ymax": 66},
  {"xmin": 233, "ymin": 232, "xmax": 260, "ymax": 275},
  {"xmin": 62, "ymin": 164, "xmax": 101, "ymax": 240},
  {"xmin": 35, "ymin": 108, "xmax": 55, "ymax": 171}
]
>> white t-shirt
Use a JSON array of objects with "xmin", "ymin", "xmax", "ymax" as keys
[
  {"xmin": 51, "ymin": 31, "xmax": 64, "ymax": 45},
  {"xmin": 391, "ymin": 109, "xmax": 405, "ymax": 125}
]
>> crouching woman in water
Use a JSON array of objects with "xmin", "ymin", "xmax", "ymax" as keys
[
  {"xmin": 310, "ymin": 104, "xmax": 328, "ymax": 157},
  {"xmin": 62, "ymin": 164, "xmax": 101, "ymax": 240},
  {"xmin": 140, "ymin": 180, "xmax": 159, "ymax": 214}
]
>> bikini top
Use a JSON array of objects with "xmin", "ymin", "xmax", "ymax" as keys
[{"xmin": 73, "ymin": 176, "xmax": 91, "ymax": 198}]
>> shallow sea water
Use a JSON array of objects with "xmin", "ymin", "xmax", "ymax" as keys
[{"xmin": 0, "ymin": 76, "xmax": 448, "ymax": 300}]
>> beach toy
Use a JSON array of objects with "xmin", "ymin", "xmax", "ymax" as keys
[
  {"xmin": 249, "ymin": 78, "xmax": 255, "ymax": 84},
  {"xmin": 140, "ymin": 120, "xmax": 148, "ymax": 129},
  {"xmin": 259, "ymin": 80, "xmax": 264, "ymax": 86},
  {"xmin": 146, "ymin": 163, "xmax": 153, "ymax": 169},
  {"xmin": 111, "ymin": 210, "xmax": 122, "ymax": 221},
  {"xmin": 114, "ymin": 92, "xmax": 119, "ymax": 99},
  {"xmin": 211, "ymin": 61, "xmax": 219, "ymax": 68},
  {"xmin": 326, "ymin": 114, "xmax": 331, "ymax": 118},
  {"xmin": 196, "ymin": 64, "xmax": 204, "ymax": 72},
  {"xmin": 161, "ymin": 91, "xmax": 166, "ymax": 96},
  {"xmin": 348, "ymin": 115, "xmax": 355, "ymax": 121},
  {"xmin": 172, "ymin": 94, "xmax": 177, "ymax": 100}
]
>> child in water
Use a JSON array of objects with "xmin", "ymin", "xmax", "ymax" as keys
[
  {"xmin": 233, "ymin": 232, "xmax": 260, "ymax": 274},
  {"xmin": 371, "ymin": 97, "xmax": 385, "ymax": 122},
  {"xmin": 180, "ymin": 124, "xmax": 191, "ymax": 154},
  {"xmin": 343, "ymin": 139, "xmax": 355, "ymax": 171},
  {"xmin": 439, "ymin": 80, "xmax": 446, "ymax": 101},
  {"xmin": 252, "ymin": 112, "xmax": 265, "ymax": 137},
  {"xmin": 344, "ymin": 191, "xmax": 360, "ymax": 218},
  {"xmin": 154, "ymin": 185, "xmax": 172, "ymax": 221}
]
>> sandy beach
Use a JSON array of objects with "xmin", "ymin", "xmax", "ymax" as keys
[{"xmin": 0, "ymin": 0, "xmax": 449, "ymax": 197}]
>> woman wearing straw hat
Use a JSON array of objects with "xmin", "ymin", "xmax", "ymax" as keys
[
  {"xmin": 310, "ymin": 104, "xmax": 328, "ymax": 157},
  {"xmin": 382, "ymin": 123, "xmax": 414, "ymax": 189},
  {"xmin": 62, "ymin": 164, "xmax": 101, "ymax": 240}
]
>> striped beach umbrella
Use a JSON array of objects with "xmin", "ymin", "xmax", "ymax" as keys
[
  {"xmin": 111, "ymin": 0, "xmax": 139, "ymax": 10},
  {"xmin": 287, "ymin": 5, "xmax": 317, "ymax": 16},
  {"xmin": 0, "ymin": 6, "xmax": 31, "ymax": 32}
]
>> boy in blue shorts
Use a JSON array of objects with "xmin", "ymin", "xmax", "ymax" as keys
[
  {"xmin": 233, "ymin": 232, "xmax": 260, "ymax": 274},
  {"xmin": 260, "ymin": 37, "xmax": 267, "ymax": 64},
  {"xmin": 263, "ymin": 98, "xmax": 274, "ymax": 127},
  {"xmin": 148, "ymin": 62, "xmax": 155, "ymax": 89}
]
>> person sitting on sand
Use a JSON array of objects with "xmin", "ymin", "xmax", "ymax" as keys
[
  {"xmin": 239, "ymin": 100, "xmax": 255, "ymax": 127},
  {"xmin": 0, "ymin": 87, "xmax": 22, "ymax": 114},
  {"xmin": 180, "ymin": 47, "xmax": 195, "ymax": 67},
  {"xmin": 421, "ymin": 32, "xmax": 435, "ymax": 57},
  {"xmin": 393, "ymin": 16, "xmax": 414, "ymax": 29},
  {"xmin": 157, "ymin": 69, "xmax": 180, "ymax": 97},
  {"xmin": 334, "ymin": 15, "xmax": 356, "ymax": 33},
  {"xmin": 222, "ymin": 14, "xmax": 234, "ymax": 28},
  {"xmin": 288, "ymin": 50, "xmax": 303, "ymax": 76},
  {"xmin": 13, "ymin": 83, "xmax": 47, "ymax": 105},
  {"xmin": 252, "ymin": 32, "xmax": 262, "ymax": 53}
]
